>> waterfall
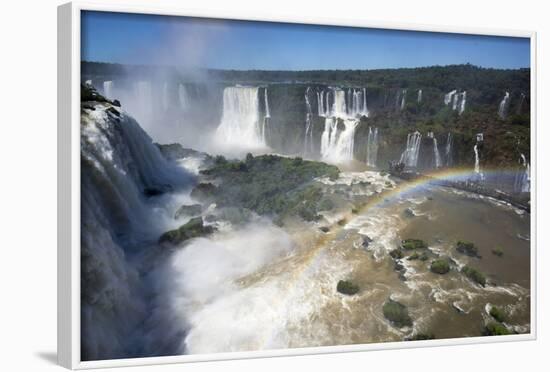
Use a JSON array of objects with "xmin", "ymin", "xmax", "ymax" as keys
[
  {"xmin": 178, "ymin": 84, "xmax": 188, "ymax": 111},
  {"xmin": 332, "ymin": 89, "xmax": 347, "ymax": 117},
  {"xmin": 417, "ymin": 89, "xmax": 422, "ymax": 103},
  {"xmin": 320, "ymin": 118, "xmax": 359, "ymax": 163},
  {"xmin": 80, "ymin": 103, "xmax": 192, "ymax": 360},
  {"xmin": 474, "ymin": 133, "xmax": 484, "ymax": 180},
  {"xmin": 399, "ymin": 131, "xmax": 422, "ymax": 167},
  {"xmin": 215, "ymin": 86, "xmax": 265, "ymax": 150},
  {"xmin": 363, "ymin": 88, "xmax": 369, "ymax": 116},
  {"xmin": 427, "ymin": 132, "xmax": 441, "ymax": 168},
  {"xmin": 366, "ymin": 127, "xmax": 379, "ymax": 167},
  {"xmin": 452, "ymin": 93, "xmax": 459, "ymax": 110},
  {"xmin": 515, "ymin": 154, "xmax": 530, "ymax": 193},
  {"xmin": 517, "ymin": 93, "xmax": 526, "ymax": 114},
  {"xmin": 498, "ymin": 91, "xmax": 510, "ymax": 119},
  {"xmin": 85, "ymin": 79, "xmax": 93, "ymax": 87},
  {"xmin": 103, "ymin": 81, "xmax": 114, "ymax": 100},
  {"xmin": 304, "ymin": 87, "xmax": 314, "ymax": 155},
  {"xmin": 444, "ymin": 90, "xmax": 457, "ymax": 105},
  {"xmin": 400, "ymin": 89, "xmax": 407, "ymax": 110},
  {"xmin": 262, "ymin": 88, "xmax": 271, "ymax": 144},
  {"xmin": 458, "ymin": 91, "xmax": 467, "ymax": 115},
  {"xmin": 445, "ymin": 132, "xmax": 453, "ymax": 166}
]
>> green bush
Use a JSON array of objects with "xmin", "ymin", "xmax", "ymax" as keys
[
  {"xmin": 456, "ymin": 241, "xmax": 481, "ymax": 258},
  {"xmin": 383, "ymin": 299, "xmax": 413, "ymax": 328},
  {"xmin": 430, "ymin": 259, "xmax": 450, "ymax": 274},
  {"xmin": 492, "ymin": 247, "xmax": 504, "ymax": 257},
  {"xmin": 461, "ymin": 265, "xmax": 486, "ymax": 286},
  {"xmin": 401, "ymin": 239, "xmax": 428, "ymax": 250},
  {"xmin": 337, "ymin": 280, "xmax": 360, "ymax": 295},
  {"xmin": 489, "ymin": 306, "xmax": 506, "ymax": 322},
  {"xmin": 484, "ymin": 322, "xmax": 511, "ymax": 336},
  {"xmin": 406, "ymin": 333, "xmax": 435, "ymax": 341}
]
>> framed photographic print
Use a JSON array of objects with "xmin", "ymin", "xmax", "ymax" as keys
[{"xmin": 57, "ymin": 1, "xmax": 536, "ymax": 369}]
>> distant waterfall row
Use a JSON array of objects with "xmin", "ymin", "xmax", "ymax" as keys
[
  {"xmin": 444, "ymin": 90, "xmax": 467, "ymax": 115},
  {"xmin": 316, "ymin": 88, "xmax": 369, "ymax": 119}
]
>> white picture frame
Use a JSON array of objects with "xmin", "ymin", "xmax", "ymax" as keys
[{"xmin": 57, "ymin": 1, "xmax": 537, "ymax": 369}]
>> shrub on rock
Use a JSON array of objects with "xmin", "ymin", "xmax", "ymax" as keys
[
  {"xmin": 456, "ymin": 241, "xmax": 481, "ymax": 258},
  {"xmin": 383, "ymin": 299, "xmax": 413, "ymax": 328},
  {"xmin": 461, "ymin": 265, "xmax": 486, "ymax": 286},
  {"xmin": 337, "ymin": 280, "xmax": 359, "ymax": 295},
  {"xmin": 430, "ymin": 259, "xmax": 450, "ymax": 274},
  {"xmin": 159, "ymin": 217, "xmax": 214, "ymax": 245}
]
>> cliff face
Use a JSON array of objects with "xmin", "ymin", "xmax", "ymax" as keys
[{"xmin": 80, "ymin": 85, "xmax": 193, "ymax": 360}]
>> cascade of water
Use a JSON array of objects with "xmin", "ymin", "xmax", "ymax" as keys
[
  {"xmin": 444, "ymin": 90, "xmax": 457, "ymax": 105},
  {"xmin": 498, "ymin": 92, "xmax": 510, "ymax": 119},
  {"xmin": 427, "ymin": 132, "xmax": 442, "ymax": 168},
  {"xmin": 417, "ymin": 89, "xmax": 422, "ymax": 103},
  {"xmin": 103, "ymin": 81, "xmax": 114, "ymax": 100},
  {"xmin": 80, "ymin": 104, "xmax": 192, "ymax": 360},
  {"xmin": 474, "ymin": 133, "xmax": 484, "ymax": 180},
  {"xmin": 304, "ymin": 87, "xmax": 314, "ymax": 155},
  {"xmin": 320, "ymin": 118, "xmax": 359, "ymax": 163},
  {"xmin": 178, "ymin": 84, "xmax": 188, "ymax": 110},
  {"xmin": 85, "ymin": 79, "xmax": 93, "ymax": 87},
  {"xmin": 262, "ymin": 88, "xmax": 271, "ymax": 145},
  {"xmin": 452, "ymin": 93, "xmax": 459, "ymax": 110},
  {"xmin": 514, "ymin": 154, "xmax": 531, "ymax": 193},
  {"xmin": 399, "ymin": 131, "xmax": 422, "ymax": 167},
  {"xmin": 400, "ymin": 89, "xmax": 407, "ymax": 110},
  {"xmin": 363, "ymin": 88, "xmax": 368, "ymax": 116},
  {"xmin": 366, "ymin": 127, "xmax": 379, "ymax": 167},
  {"xmin": 215, "ymin": 86, "xmax": 265, "ymax": 149},
  {"xmin": 458, "ymin": 91, "xmax": 467, "ymax": 115},
  {"xmin": 332, "ymin": 89, "xmax": 347, "ymax": 117},
  {"xmin": 445, "ymin": 132, "xmax": 453, "ymax": 166},
  {"xmin": 517, "ymin": 93, "xmax": 526, "ymax": 115}
]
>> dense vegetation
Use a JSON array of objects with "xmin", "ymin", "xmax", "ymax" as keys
[
  {"xmin": 383, "ymin": 299, "xmax": 413, "ymax": 328},
  {"xmin": 195, "ymin": 154, "xmax": 340, "ymax": 222},
  {"xmin": 337, "ymin": 280, "xmax": 360, "ymax": 295}
]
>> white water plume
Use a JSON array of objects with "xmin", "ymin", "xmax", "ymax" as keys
[
  {"xmin": 444, "ymin": 90, "xmax": 457, "ymax": 105},
  {"xmin": 304, "ymin": 87, "xmax": 314, "ymax": 155},
  {"xmin": 417, "ymin": 89, "xmax": 422, "ymax": 103},
  {"xmin": 427, "ymin": 132, "xmax": 442, "ymax": 168},
  {"xmin": 321, "ymin": 118, "xmax": 359, "ymax": 163},
  {"xmin": 317, "ymin": 87, "xmax": 368, "ymax": 118},
  {"xmin": 399, "ymin": 131, "xmax": 422, "ymax": 167},
  {"xmin": 103, "ymin": 81, "xmax": 114, "ymax": 100},
  {"xmin": 498, "ymin": 92, "xmax": 510, "ymax": 119},
  {"xmin": 366, "ymin": 127, "xmax": 379, "ymax": 167},
  {"xmin": 215, "ymin": 86, "xmax": 266, "ymax": 152},
  {"xmin": 474, "ymin": 133, "xmax": 484, "ymax": 180},
  {"xmin": 400, "ymin": 89, "xmax": 407, "ymax": 110},
  {"xmin": 445, "ymin": 132, "xmax": 453, "ymax": 166},
  {"xmin": 514, "ymin": 154, "xmax": 530, "ymax": 193}
]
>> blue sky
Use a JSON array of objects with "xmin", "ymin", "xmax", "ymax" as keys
[{"xmin": 81, "ymin": 11, "xmax": 530, "ymax": 70}]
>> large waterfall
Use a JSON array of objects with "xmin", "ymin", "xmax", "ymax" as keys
[
  {"xmin": 427, "ymin": 132, "xmax": 442, "ymax": 168},
  {"xmin": 103, "ymin": 81, "xmax": 113, "ymax": 100},
  {"xmin": 215, "ymin": 86, "xmax": 266, "ymax": 151},
  {"xmin": 498, "ymin": 92, "xmax": 510, "ymax": 119},
  {"xmin": 399, "ymin": 131, "xmax": 422, "ymax": 167},
  {"xmin": 81, "ymin": 102, "xmax": 192, "ymax": 360},
  {"xmin": 304, "ymin": 87, "xmax": 314, "ymax": 155},
  {"xmin": 445, "ymin": 132, "xmax": 453, "ymax": 166},
  {"xmin": 365, "ymin": 127, "xmax": 379, "ymax": 167},
  {"xmin": 515, "ymin": 154, "xmax": 530, "ymax": 193},
  {"xmin": 320, "ymin": 118, "xmax": 359, "ymax": 163}
]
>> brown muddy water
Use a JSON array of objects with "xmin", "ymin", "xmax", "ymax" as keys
[{"xmin": 165, "ymin": 168, "xmax": 531, "ymax": 354}]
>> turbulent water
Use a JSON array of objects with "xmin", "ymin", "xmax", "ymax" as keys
[{"xmin": 400, "ymin": 132, "xmax": 422, "ymax": 168}]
